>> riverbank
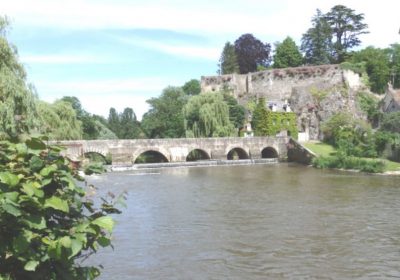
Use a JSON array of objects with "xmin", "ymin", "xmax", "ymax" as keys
[
  {"xmin": 108, "ymin": 158, "xmax": 279, "ymax": 172},
  {"xmin": 302, "ymin": 141, "xmax": 400, "ymax": 175}
]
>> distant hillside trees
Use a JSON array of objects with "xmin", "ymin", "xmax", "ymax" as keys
[
  {"xmin": 273, "ymin": 37, "xmax": 303, "ymax": 68},
  {"xmin": 107, "ymin": 107, "xmax": 142, "ymax": 139}
]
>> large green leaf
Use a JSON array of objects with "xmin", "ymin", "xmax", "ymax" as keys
[
  {"xmin": 0, "ymin": 172, "xmax": 20, "ymax": 187},
  {"xmin": 40, "ymin": 165, "xmax": 57, "ymax": 177},
  {"xmin": 24, "ymin": 260, "xmax": 39, "ymax": 271},
  {"xmin": 29, "ymin": 156, "xmax": 44, "ymax": 172},
  {"xmin": 44, "ymin": 196, "xmax": 69, "ymax": 213},
  {"xmin": 26, "ymin": 138, "xmax": 46, "ymax": 150},
  {"xmin": 22, "ymin": 181, "xmax": 44, "ymax": 198},
  {"xmin": 91, "ymin": 216, "xmax": 114, "ymax": 232},
  {"xmin": 24, "ymin": 214, "xmax": 47, "ymax": 230},
  {"xmin": 2, "ymin": 202, "xmax": 21, "ymax": 216},
  {"xmin": 69, "ymin": 239, "xmax": 83, "ymax": 259}
]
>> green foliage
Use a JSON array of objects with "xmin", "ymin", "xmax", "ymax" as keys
[
  {"xmin": 218, "ymin": 42, "xmax": 239, "ymax": 74},
  {"xmin": 301, "ymin": 9, "xmax": 332, "ymax": 65},
  {"xmin": 182, "ymin": 79, "xmax": 201, "ymax": 96},
  {"xmin": 141, "ymin": 86, "xmax": 187, "ymax": 138},
  {"xmin": 36, "ymin": 101, "xmax": 83, "ymax": 140},
  {"xmin": 312, "ymin": 155, "xmax": 385, "ymax": 173},
  {"xmin": 273, "ymin": 37, "xmax": 303, "ymax": 68},
  {"xmin": 302, "ymin": 5, "xmax": 369, "ymax": 64},
  {"xmin": 252, "ymin": 98, "xmax": 298, "ymax": 138},
  {"xmin": 356, "ymin": 91, "xmax": 381, "ymax": 124},
  {"xmin": 0, "ymin": 17, "xmax": 38, "ymax": 139},
  {"xmin": 223, "ymin": 93, "xmax": 246, "ymax": 133},
  {"xmin": 0, "ymin": 137, "xmax": 123, "ymax": 279},
  {"xmin": 388, "ymin": 43, "xmax": 400, "ymax": 88},
  {"xmin": 347, "ymin": 47, "xmax": 390, "ymax": 93},
  {"xmin": 183, "ymin": 92, "xmax": 235, "ymax": 137},
  {"xmin": 309, "ymin": 86, "xmax": 329, "ymax": 103},
  {"xmin": 234, "ymin": 34, "xmax": 271, "ymax": 74},
  {"xmin": 380, "ymin": 112, "xmax": 400, "ymax": 134},
  {"xmin": 324, "ymin": 5, "xmax": 369, "ymax": 63},
  {"xmin": 107, "ymin": 107, "xmax": 142, "ymax": 139},
  {"xmin": 321, "ymin": 113, "xmax": 376, "ymax": 157}
]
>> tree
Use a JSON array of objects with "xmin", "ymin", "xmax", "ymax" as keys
[
  {"xmin": 301, "ymin": 9, "xmax": 333, "ymax": 65},
  {"xmin": 388, "ymin": 43, "xmax": 400, "ymax": 88},
  {"xmin": 141, "ymin": 86, "xmax": 187, "ymax": 138},
  {"xmin": 61, "ymin": 96, "xmax": 103, "ymax": 140},
  {"xmin": 107, "ymin": 108, "xmax": 120, "ymax": 137},
  {"xmin": 324, "ymin": 5, "xmax": 369, "ymax": 63},
  {"xmin": 183, "ymin": 92, "xmax": 235, "ymax": 138},
  {"xmin": 218, "ymin": 42, "xmax": 239, "ymax": 74},
  {"xmin": 223, "ymin": 93, "xmax": 245, "ymax": 133},
  {"xmin": 273, "ymin": 36, "xmax": 303, "ymax": 68},
  {"xmin": 36, "ymin": 101, "xmax": 83, "ymax": 140},
  {"xmin": 234, "ymin": 34, "xmax": 271, "ymax": 74},
  {"xmin": 349, "ymin": 47, "xmax": 390, "ymax": 93},
  {"xmin": 118, "ymin": 107, "xmax": 141, "ymax": 139},
  {"xmin": 182, "ymin": 79, "xmax": 201, "ymax": 96},
  {"xmin": 0, "ymin": 16, "xmax": 37, "ymax": 139}
]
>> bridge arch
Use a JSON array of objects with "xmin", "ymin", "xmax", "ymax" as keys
[
  {"xmin": 227, "ymin": 147, "xmax": 249, "ymax": 160},
  {"xmin": 83, "ymin": 151, "xmax": 108, "ymax": 164},
  {"xmin": 186, "ymin": 149, "xmax": 211, "ymax": 161},
  {"xmin": 132, "ymin": 147, "xmax": 171, "ymax": 164},
  {"xmin": 261, "ymin": 146, "xmax": 278, "ymax": 158}
]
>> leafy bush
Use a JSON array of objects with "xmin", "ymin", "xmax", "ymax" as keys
[
  {"xmin": 312, "ymin": 154, "xmax": 385, "ymax": 173},
  {"xmin": 0, "ymin": 137, "xmax": 124, "ymax": 279}
]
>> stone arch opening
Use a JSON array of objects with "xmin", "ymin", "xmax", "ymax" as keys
[
  {"xmin": 134, "ymin": 150, "xmax": 169, "ymax": 164},
  {"xmin": 84, "ymin": 152, "xmax": 109, "ymax": 164},
  {"xmin": 227, "ymin": 147, "xmax": 249, "ymax": 160},
  {"xmin": 186, "ymin": 149, "xmax": 210, "ymax": 161},
  {"xmin": 261, "ymin": 147, "xmax": 278, "ymax": 158}
]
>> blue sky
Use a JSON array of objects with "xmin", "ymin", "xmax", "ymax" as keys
[{"xmin": 3, "ymin": 0, "xmax": 400, "ymax": 119}]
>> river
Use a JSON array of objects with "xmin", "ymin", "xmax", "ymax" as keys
[{"xmin": 86, "ymin": 163, "xmax": 400, "ymax": 279}]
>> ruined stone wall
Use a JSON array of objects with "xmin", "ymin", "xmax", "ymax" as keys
[{"xmin": 201, "ymin": 64, "xmax": 366, "ymax": 140}]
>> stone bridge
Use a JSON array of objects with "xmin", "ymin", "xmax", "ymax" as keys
[{"xmin": 53, "ymin": 136, "xmax": 289, "ymax": 166}]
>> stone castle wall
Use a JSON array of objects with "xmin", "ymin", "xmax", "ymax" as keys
[{"xmin": 201, "ymin": 65, "xmax": 366, "ymax": 140}]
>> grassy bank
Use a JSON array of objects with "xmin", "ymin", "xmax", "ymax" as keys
[{"xmin": 303, "ymin": 141, "xmax": 400, "ymax": 173}]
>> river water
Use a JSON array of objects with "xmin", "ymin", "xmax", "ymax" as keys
[{"xmin": 86, "ymin": 163, "xmax": 400, "ymax": 279}]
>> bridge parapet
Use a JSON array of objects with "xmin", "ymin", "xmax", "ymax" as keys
[{"xmin": 52, "ymin": 136, "xmax": 289, "ymax": 165}]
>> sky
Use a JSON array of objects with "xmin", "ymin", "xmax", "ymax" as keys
[{"xmin": 2, "ymin": 0, "xmax": 400, "ymax": 119}]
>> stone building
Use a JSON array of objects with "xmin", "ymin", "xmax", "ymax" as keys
[{"xmin": 201, "ymin": 64, "xmax": 367, "ymax": 140}]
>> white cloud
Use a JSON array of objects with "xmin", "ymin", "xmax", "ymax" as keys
[{"xmin": 117, "ymin": 37, "xmax": 220, "ymax": 60}]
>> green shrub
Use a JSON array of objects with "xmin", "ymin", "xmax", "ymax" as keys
[
  {"xmin": 0, "ymin": 137, "xmax": 124, "ymax": 279},
  {"xmin": 312, "ymin": 155, "xmax": 385, "ymax": 173}
]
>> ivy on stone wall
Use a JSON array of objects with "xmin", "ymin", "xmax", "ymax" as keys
[{"xmin": 252, "ymin": 98, "xmax": 298, "ymax": 139}]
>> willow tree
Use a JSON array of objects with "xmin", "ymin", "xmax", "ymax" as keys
[
  {"xmin": 183, "ymin": 92, "xmax": 235, "ymax": 138},
  {"xmin": 0, "ymin": 16, "xmax": 37, "ymax": 139},
  {"xmin": 36, "ymin": 100, "xmax": 83, "ymax": 140}
]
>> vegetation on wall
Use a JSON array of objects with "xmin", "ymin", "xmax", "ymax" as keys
[{"xmin": 252, "ymin": 98, "xmax": 298, "ymax": 138}]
